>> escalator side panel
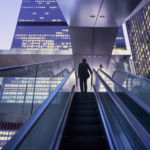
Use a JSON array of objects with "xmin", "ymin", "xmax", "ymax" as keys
[
  {"xmin": 116, "ymin": 92, "xmax": 150, "ymax": 134},
  {"xmin": 18, "ymin": 92, "xmax": 70, "ymax": 150},
  {"xmin": 99, "ymin": 92, "xmax": 146, "ymax": 150}
]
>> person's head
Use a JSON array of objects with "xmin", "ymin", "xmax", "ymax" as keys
[{"xmin": 82, "ymin": 58, "xmax": 86, "ymax": 63}]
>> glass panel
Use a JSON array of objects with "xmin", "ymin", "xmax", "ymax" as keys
[
  {"xmin": 0, "ymin": 59, "xmax": 73, "ymax": 149},
  {"xmin": 17, "ymin": 72, "xmax": 75, "ymax": 150},
  {"xmin": 98, "ymin": 70, "xmax": 150, "ymax": 134},
  {"xmin": 113, "ymin": 70, "xmax": 150, "ymax": 107},
  {"xmin": 93, "ymin": 72, "xmax": 146, "ymax": 150}
]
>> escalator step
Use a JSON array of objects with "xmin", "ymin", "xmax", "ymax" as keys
[
  {"xmin": 73, "ymin": 98, "xmax": 95, "ymax": 101},
  {"xmin": 65, "ymin": 125, "xmax": 104, "ymax": 136},
  {"xmin": 68, "ymin": 117, "xmax": 102, "ymax": 125},
  {"xmin": 72, "ymin": 101, "xmax": 96, "ymax": 105},
  {"xmin": 59, "ymin": 136, "xmax": 109, "ymax": 150},
  {"xmin": 70, "ymin": 110, "xmax": 99, "ymax": 117},
  {"xmin": 71, "ymin": 105, "xmax": 97, "ymax": 110},
  {"xmin": 59, "ymin": 92, "xmax": 109, "ymax": 150}
]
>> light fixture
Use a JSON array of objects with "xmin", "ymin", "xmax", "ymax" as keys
[
  {"xmin": 88, "ymin": 55, "xmax": 91, "ymax": 57},
  {"xmin": 94, "ymin": 56, "xmax": 96, "ymax": 57},
  {"xmin": 99, "ymin": 55, "xmax": 101, "ymax": 57},
  {"xmin": 90, "ymin": 15, "xmax": 95, "ymax": 18},
  {"xmin": 100, "ymin": 15, "xmax": 105, "ymax": 18},
  {"xmin": 83, "ymin": 55, "xmax": 85, "ymax": 57}
]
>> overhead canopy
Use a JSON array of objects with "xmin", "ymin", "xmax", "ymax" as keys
[{"xmin": 56, "ymin": 0, "xmax": 141, "ymax": 27}]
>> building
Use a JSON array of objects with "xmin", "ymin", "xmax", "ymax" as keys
[
  {"xmin": 113, "ymin": 26, "xmax": 126, "ymax": 51},
  {"xmin": 126, "ymin": 1, "xmax": 150, "ymax": 78},
  {"xmin": 11, "ymin": 0, "xmax": 72, "ymax": 51}
]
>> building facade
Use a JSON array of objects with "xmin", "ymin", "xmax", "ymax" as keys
[
  {"xmin": 126, "ymin": 2, "xmax": 150, "ymax": 78},
  {"xmin": 11, "ymin": 0, "xmax": 72, "ymax": 51},
  {"xmin": 0, "ymin": 76, "xmax": 64, "ymax": 104},
  {"xmin": 113, "ymin": 26, "xmax": 126, "ymax": 51}
]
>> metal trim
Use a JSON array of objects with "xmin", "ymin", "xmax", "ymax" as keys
[
  {"xmin": 0, "ymin": 58, "xmax": 71, "ymax": 71},
  {"xmin": 93, "ymin": 85, "xmax": 118, "ymax": 150},
  {"xmin": 74, "ymin": 70, "xmax": 78, "ymax": 86},
  {"xmin": 113, "ymin": 69, "xmax": 150, "ymax": 82},
  {"xmin": 2, "ymin": 69, "xmax": 74, "ymax": 150},
  {"xmin": 54, "ymin": 68, "xmax": 69, "ymax": 77},
  {"xmin": 98, "ymin": 69, "xmax": 150, "ymax": 114},
  {"xmin": 93, "ymin": 69, "xmax": 150, "ymax": 149}
]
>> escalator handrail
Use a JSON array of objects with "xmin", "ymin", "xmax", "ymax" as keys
[
  {"xmin": 54, "ymin": 68, "xmax": 69, "ymax": 77},
  {"xmin": 53, "ymin": 85, "xmax": 75, "ymax": 150},
  {"xmin": 0, "ymin": 58, "xmax": 71, "ymax": 71},
  {"xmin": 93, "ymin": 85, "xmax": 118, "ymax": 150},
  {"xmin": 93, "ymin": 69, "xmax": 150, "ymax": 150},
  {"xmin": 2, "ymin": 69, "xmax": 75, "ymax": 150},
  {"xmin": 98, "ymin": 69, "xmax": 150, "ymax": 114},
  {"xmin": 113, "ymin": 69, "xmax": 150, "ymax": 82}
]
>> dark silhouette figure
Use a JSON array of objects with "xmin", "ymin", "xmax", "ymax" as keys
[{"xmin": 78, "ymin": 59, "xmax": 92, "ymax": 92}]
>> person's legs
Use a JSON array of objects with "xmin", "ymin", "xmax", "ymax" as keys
[
  {"xmin": 83, "ymin": 78, "xmax": 87, "ymax": 92},
  {"xmin": 80, "ymin": 78, "xmax": 84, "ymax": 92}
]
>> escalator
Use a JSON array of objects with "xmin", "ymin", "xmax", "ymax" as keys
[
  {"xmin": 100, "ymin": 68, "xmax": 150, "ymax": 134},
  {"xmin": 0, "ymin": 60, "xmax": 150, "ymax": 150},
  {"xmin": 59, "ymin": 92, "xmax": 110, "ymax": 150}
]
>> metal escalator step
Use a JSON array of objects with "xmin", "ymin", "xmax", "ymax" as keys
[
  {"xmin": 68, "ymin": 117, "xmax": 101, "ymax": 125},
  {"xmin": 59, "ymin": 136, "xmax": 109, "ymax": 150},
  {"xmin": 71, "ymin": 105, "xmax": 97, "ymax": 110},
  {"xmin": 72, "ymin": 101, "xmax": 96, "ymax": 105},
  {"xmin": 65, "ymin": 125, "xmax": 104, "ymax": 136},
  {"xmin": 70, "ymin": 110, "xmax": 99, "ymax": 117},
  {"xmin": 73, "ymin": 98, "xmax": 95, "ymax": 100}
]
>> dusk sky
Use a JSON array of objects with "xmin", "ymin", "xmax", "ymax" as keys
[{"xmin": 0, "ymin": 0, "xmax": 22, "ymax": 50}]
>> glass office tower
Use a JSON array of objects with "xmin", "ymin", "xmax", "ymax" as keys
[
  {"xmin": 113, "ymin": 26, "xmax": 126, "ymax": 50},
  {"xmin": 11, "ymin": 0, "xmax": 72, "ymax": 50},
  {"xmin": 126, "ymin": 2, "xmax": 150, "ymax": 77}
]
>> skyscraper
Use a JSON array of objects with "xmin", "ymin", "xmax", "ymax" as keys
[
  {"xmin": 11, "ymin": 0, "xmax": 72, "ymax": 51},
  {"xmin": 113, "ymin": 26, "xmax": 126, "ymax": 51},
  {"xmin": 126, "ymin": 2, "xmax": 150, "ymax": 78}
]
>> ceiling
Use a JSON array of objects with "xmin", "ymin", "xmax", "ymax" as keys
[
  {"xmin": 70, "ymin": 27, "xmax": 119, "ymax": 55},
  {"xmin": 56, "ymin": 0, "xmax": 142, "ymax": 68},
  {"xmin": 56, "ymin": 0, "xmax": 142, "ymax": 27}
]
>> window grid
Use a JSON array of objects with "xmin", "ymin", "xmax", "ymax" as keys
[
  {"xmin": 126, "ymin": 2, "xmax": 150, "ymax": 78},
  {"xmin": 11, "ymin": 0, "xmax": 72, "ymax": 51},
  {"xmin": 0, "ymin": 77, "xmax": 64, "ymax": 104},
  {"xmin": 113, "ymin": 26, "xmax": 126, "ymax": 50},
  {"xmin": 0, "ymin": 122, "xmax": 23, "ymax": 149}
]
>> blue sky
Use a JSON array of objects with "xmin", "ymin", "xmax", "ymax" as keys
[{"xmin": 0, "ymin": 0, "xmax": 22, "ymax": 50}]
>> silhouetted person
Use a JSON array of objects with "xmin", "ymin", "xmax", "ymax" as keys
[{"xmin": 78, "ymin": 58, "xmax": 92, "ymax": 92}]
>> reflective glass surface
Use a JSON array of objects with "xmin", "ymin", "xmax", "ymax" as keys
[
  {"xmin": 96, "ymin": 70, "xmax": 150, "ymax": 134},
  {"xmin": 16, "ymin": 71, "xmax": 75, "ymax": 150},
  {"xmin": 93, "ymin": 71, "xmax": 147, "ymax": 150},
  {"xmin": 113, "ymin": 69, "xmax": 150, "ymax": 107},
  {"xmin": 0, "ymin": 59, "xmax": 73, "ymax": 149},
  {"xmin": 113, "ymin": 26, "xmax": 126, "ymax": 51},
  {"xmin": 0, "ymin": 59, "xmax": 72, "ymax": 104}
]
